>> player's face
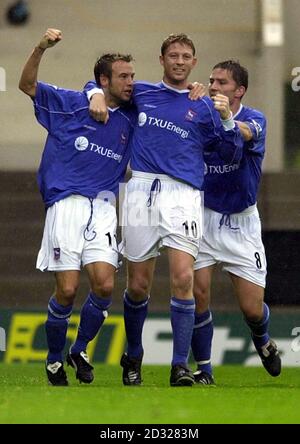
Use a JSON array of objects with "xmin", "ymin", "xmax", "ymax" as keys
[
  {"xmin": 208, "ymin": 68, "xmax": 244, "ymax": 105},
  {"xmin": 107, "ymin": 61, "xmax": 135, "ymax": 106},
  {"xmin": 160, "ymin": 42, "xmax": 197, "ymax": 88}
]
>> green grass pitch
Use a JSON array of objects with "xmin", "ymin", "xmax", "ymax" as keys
[{"xmin": 0, "ymin": 364, "xmax": 299, "ymax": 424}]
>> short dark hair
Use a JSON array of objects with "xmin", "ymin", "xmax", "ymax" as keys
[
  {"xmin": 212, "ymin": 60, "xmax": 248, "ymax": 91},
  {"xmin": 161, "ymin": 33, "xmax": 196, "ymax": 56},
  {"xmin": 94, "ymin": 53, "xmax": 134, "ymax": 86}
]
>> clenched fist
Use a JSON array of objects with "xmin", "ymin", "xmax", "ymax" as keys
[{"xmin": 38, "ymin": 28, "xmax": 62, "ymax": 50}]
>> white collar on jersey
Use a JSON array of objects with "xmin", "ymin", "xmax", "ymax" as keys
[
  {"xmin": 161, "ymin": 80, "xmax": 190, "ymax": 94},
  {"xmin": 108, "ymin": 106, "xmax": 120, "ymax": 112},
  {"xmin": 233, "ymin": 103, "xmax": 243, "ymax": 119}
]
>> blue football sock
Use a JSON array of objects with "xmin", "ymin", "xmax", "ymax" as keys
[
  {"xmin": 71, "ymin": 292, "xmax": 112, "ymax": 354},
  {"xmin": 191, "ymin": 309, "xmax": 213, "ymax": 375},
  {"xmin": 170, "ymin": 296, "xmax": 195, "ymax": 367},
  {"xmin": 45, "ymin": 296, "xmax": 73, "ymax": 363},
  {"xmin": 246, "ymin": 302, "xmax": 270, "ymax": 349},
  {"xmin": 123, "ymin": 290, "xmax": 149, "ymax": 359}
]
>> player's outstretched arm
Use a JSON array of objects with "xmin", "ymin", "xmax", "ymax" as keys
[{"xmin": 19, "ymin": 28, "xmax": 62, "ymax": 98}]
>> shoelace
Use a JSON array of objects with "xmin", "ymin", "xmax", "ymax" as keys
[
  {"xmin": 147, "ymin": 178, "xmax": 161, "ymax": 207},
  {"xmin": 84, "ymin": 198, "xmax": 97, "ymax": 241},
  {"xmin": 218, "ymin": 213, "xmax": 239, "ymax": 231}
]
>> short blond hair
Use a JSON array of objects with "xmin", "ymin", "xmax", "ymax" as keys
[{"xmin": 161, "ymin": 33, "xmax": 195, "ymax": 56}]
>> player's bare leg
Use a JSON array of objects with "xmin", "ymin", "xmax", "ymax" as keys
[
  {"xmin": 127, "ymin": 257, "xmax": 156, "ymax": 301},
  {"xmin": 55, "ymin": 270, "xmax": 80, "ymax": 305},
  {"xmin": 230, "ymin": 273, "xmax": 281, "ymax": 376}
]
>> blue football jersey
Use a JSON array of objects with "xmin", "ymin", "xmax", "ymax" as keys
[
  {"xmin": 34, "ymin": 82, "xmax": 135, "ymax": 208},
  {"xmin": 203, "ymin": 104, "xmax": 266, "ymax": 213},
  {"xmin": 84, "ymin": 80, "xmax": 243, "ymax": 190}
]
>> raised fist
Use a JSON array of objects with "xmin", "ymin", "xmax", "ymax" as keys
[{"xmin": 38, "ymin": 28, "xmax": 62, "ymax": 50}]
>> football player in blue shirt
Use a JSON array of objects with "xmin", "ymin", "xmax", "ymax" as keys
[
  {"xmin": 19, "ymin": 28, "xmax": 136, "ymax": 386},
  {"xmin": 192, "ymin": 60, "xmax": 281, "ymax": 385},
  {"xmin": 86, "ymin": 34, "xmax": 244, "ymax": 386}
]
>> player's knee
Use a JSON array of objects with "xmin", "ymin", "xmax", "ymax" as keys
[
  {"xmin": 91, "ymin": 279, "xmax": 114, "ymax": 298},
  {"xmin": 194, "ymin": 288, "xmax": 209, "ymax": 312},
  {"xmin": 242, "ymin": 302, "xmax": 263, "ymax": 323},
  {"xmin": 56, "ymin": 285, "xmax": 78, "ymax": 304},
  {"xmin": 193, "ymin": 283, "xmax": 209, "ymax": 301},
  {"xmin": 128, "ymin": 277, "xmax": 150, "ymax": 300},
  {"xmin": 171, "ymin": 269, "xmax": 193, "ymax": 295}
]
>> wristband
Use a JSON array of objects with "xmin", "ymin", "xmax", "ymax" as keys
[
  {"xmin": 221, "ymin": 112, "xmax": 235, "ymax": 130},
  {"xmin": 87, "ymin": 87, "xmax": 104, "ymax": 101}
]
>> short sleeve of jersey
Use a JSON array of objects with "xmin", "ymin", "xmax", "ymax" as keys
[{"xmin": 34, "ymin": 82, "xmax": 88, "ymax": 133}]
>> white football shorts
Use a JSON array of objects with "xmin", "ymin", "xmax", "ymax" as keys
[
  {"xmin": 37, "ymin": 194, "xmax": 118, "ymax": 272},
  {"xmin": 121, "ymin": 171, "xmax": 203, "ymax": 262},
  {"xmin": 194, "ymin": 204, "xmax": 267, "ymax": 287}
]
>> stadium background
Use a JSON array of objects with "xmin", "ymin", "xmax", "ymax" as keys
[{"xmin": 0, "ymin": 0, "xmax": 299, "ymax": 367}]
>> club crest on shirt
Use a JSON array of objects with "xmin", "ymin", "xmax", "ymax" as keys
[
  {"xmin": 54, "ymin": 248, "xmax": 61, "ymax": 260},
  {"xmin": 74, "ymin": 136, "xmax": 89, "ymax": 151},
  {"xmin": 120, "ymin": 132, "xmax": 127, "ymax": 144},
  {"xmin": 138, "ymin": 112, "xmax": 147, "ymax": 127},
  {"xmin": 185, "ymin": 109, "xmax": 197, "ymax": 121}
]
